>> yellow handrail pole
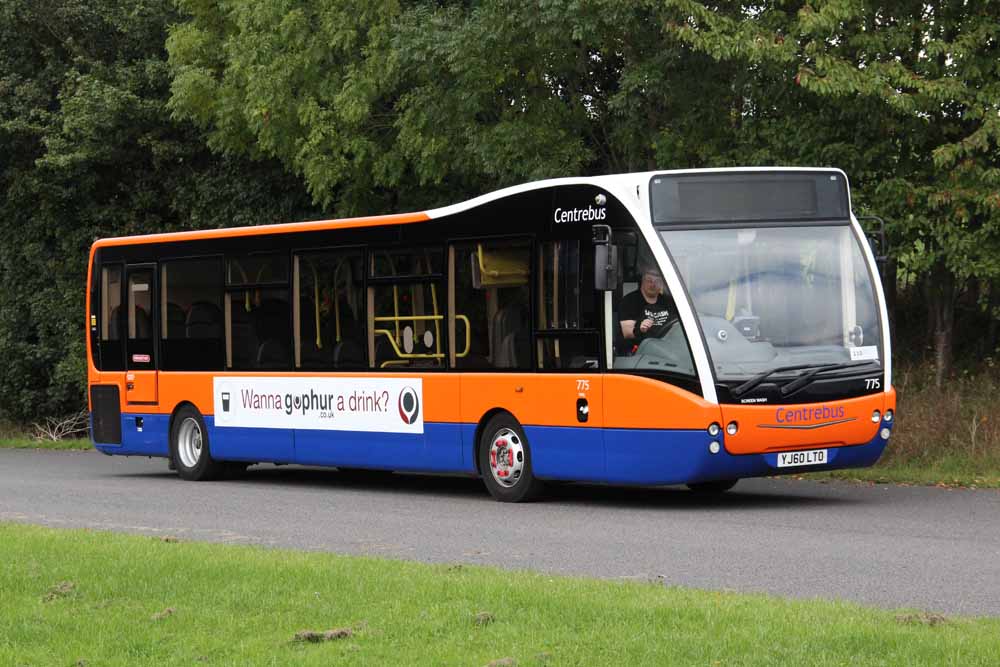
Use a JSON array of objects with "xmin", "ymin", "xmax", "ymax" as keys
[{"xmin": 308, "ymin": 260, "xmax": 322, "ymax": 349}]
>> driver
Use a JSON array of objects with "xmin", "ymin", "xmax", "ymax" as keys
[{"xmin": 620, "ymin": 266, "xmax": 677, "ymax": 349}]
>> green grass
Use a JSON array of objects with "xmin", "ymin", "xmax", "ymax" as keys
[
  {"xmin": 1, "ymin": 523, "xmax": 999, "ymax": 666},
  {"xmin": 0, "ymin": 437, "xmax": 91, "ymax": 450},
  {"xmin": 806, "ymin": 455, "xmax": 1000, "ymax": 489}
]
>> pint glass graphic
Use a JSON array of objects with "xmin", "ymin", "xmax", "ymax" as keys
[{"xmin": 221, "ymin": 392, "xmax": 231, "ymax": 412}]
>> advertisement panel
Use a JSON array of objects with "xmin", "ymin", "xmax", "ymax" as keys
[{"xmin": 213, "ymin": 377, "xmax": 423, "ymax": 434}]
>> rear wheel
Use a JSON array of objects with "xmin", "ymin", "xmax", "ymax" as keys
[
  {"xmin": 686, "ymin": 479, "xmax": 738, "ymax": 495},
  {"xmin": 170, "ymin": 406, "xmax": 225, "ymax": 481},
  {"xmin": 478, "ymin": 414, "xmax": 543, "ymax": 502}
]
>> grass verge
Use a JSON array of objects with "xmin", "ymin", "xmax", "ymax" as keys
[
  {"xmin": 805, "ymin": 364, "xmax": 1000, "ymax": 489},
  {"xmin": 2, "ymin": 523, "xmax": 999, "ymax": 666},
  {"xmin": 0, "ymin": 437, "xmax": 91, "ymax": 450}
]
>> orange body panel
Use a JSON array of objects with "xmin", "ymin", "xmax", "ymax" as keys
[
  {"xmin": 603, "ymin": 374, "xmax": 722, "ymax": 430},
  {"xmin": 720, "ymin": 388, "xmax": 897, "ymax": 454},
  {"xmin": 459, "ymin": 373, "xmax": 604, "ymax": 428}
]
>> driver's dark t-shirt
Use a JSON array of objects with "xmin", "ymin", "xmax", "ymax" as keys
[{"xmin": 620, "ymin": 290, "xmax": 676, "ymax": 336}]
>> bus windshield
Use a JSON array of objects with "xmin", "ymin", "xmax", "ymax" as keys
[{"xmin": 661, "ymin": 224, "xmax": 882, "ymax": 383}]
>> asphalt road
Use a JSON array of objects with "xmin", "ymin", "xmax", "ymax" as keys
[{"xmin": 2, "ymin": 449, "xmax": 999, "ymax": 616}]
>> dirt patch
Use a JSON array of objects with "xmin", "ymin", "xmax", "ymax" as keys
[
  {"xmin": 895, "ymin": 612, "xmax": 948, "ymax": 627},
  {"xmin": 159, "ymin": 536, "xmax": 180, "ymax": 543},
  {"xmin": 485, "ymin": 658, "xmax": 515, "ymax": 667},
  {"xmin": 42, "ymin": 581, "xmax": 75, "ymax": 602},
  {"xmin": 473, "ymin": 611, "xmax": 495, "ymax": 626},
  {"xmin": 294, "ymin": 628, "xmax": 353, "ymax": 643},
  {"xmin": 151, "ymin": 607, "xmax": 176, "ymax": 621}
]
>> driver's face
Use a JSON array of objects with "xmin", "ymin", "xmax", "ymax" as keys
[{"xmin": 640, "ymin": 272, "xmax": 663, "ymax": 297}]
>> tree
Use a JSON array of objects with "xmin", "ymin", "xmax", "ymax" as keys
[
  {"xmin": 665, "ymin": 0, "xmax": 1000, "ymax": 385},
  {"xmin": 0, "ymin": 0, "xmax": 316, "ymax": 423},
  {"xmin": 166, "ymin": 0, "xmax": 743, "ymax": 213}
]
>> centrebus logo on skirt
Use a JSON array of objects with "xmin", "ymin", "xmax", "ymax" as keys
[{"xmin": 213, "ymin": 377, "xmax": 423, "ymax": 434}]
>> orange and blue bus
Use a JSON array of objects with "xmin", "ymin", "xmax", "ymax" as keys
[{"xmin": 87, "ymin": 168, "xmax": 895, "ymax": 501}]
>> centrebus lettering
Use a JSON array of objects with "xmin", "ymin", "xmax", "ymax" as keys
[
  {"xmin": 774, "ymin": 405, "xmax": 846, "ymax": 424},
  {"xmin": 553, "ymin": 206, "xmax": 607, "ymax": 224}
]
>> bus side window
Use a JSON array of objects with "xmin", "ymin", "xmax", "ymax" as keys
[
  {"xmin": 98, "ymin": 264, "xmax": 125, "ymax": 371},
  {"xmin": 451, "ymin": 240, "xmax": 531, "ymax": 370},
  {"xmin": 368, "ymin": 247, "xmax": 446, "ymax": 370},
  {"xmin": 160, "ymin": 257, "xmax": 224, "ymax": 371},
  {"xmin": 294, "ymin": 250, "xmax": 367, "ymax": 370},
  {"xmin": 225, "ymin": 253, "xmax": 291, "ymax": 370}
]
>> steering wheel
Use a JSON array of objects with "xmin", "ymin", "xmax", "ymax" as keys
[{"xmin": 644, "ymin": 318, "xmax": 677, "ymax": 340}]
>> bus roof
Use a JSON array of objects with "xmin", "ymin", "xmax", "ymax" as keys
[{"xmin": 90, "ymin": 167, "xmax": 848, "ymax": 249}]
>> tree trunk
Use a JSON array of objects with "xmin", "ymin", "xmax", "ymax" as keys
[
  {"xmin": 883, "ymin": 255, "xmax": 897, "ymax": 334},
  {"xmin": 928, "ymin": 267, "xmax": 956, "ymax": 388}
]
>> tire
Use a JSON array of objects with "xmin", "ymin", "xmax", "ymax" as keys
[
  {"xmin": 478, "ymin": 414, "xmax": 544, "ymax": 502},
  {"xmin": 170, "ymin": 406, "xmax": 225, "ymax": 481},
  {"xmin": 686, "ymin": 479, "xmax": 739, "ymax": 495}
]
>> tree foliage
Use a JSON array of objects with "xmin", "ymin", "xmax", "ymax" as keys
[{"xmin": 0, "ymin": 0, "xmax": 316, "ymax": 422}]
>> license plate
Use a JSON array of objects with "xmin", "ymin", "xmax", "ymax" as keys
[{"xmin": 776, "ymin": 449, "xmax": 828, "ymax": 468}]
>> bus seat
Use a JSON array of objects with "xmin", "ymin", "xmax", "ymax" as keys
[
  {"xmin": 229, "ymin": 302, "xmax": 257, "ymax": 367},
  {"xmin": 332, "ymin": 339, "xmax": 365, "ymax": 368},
  {"xmin": 108, "ymin": 306, "xmax": 125, "ymax": 340},
  {"xmin": 374, "ymin": 333, "xmax": 396, "ymax": 367},
  {"xmin": 490, "ymin": 303, "xmax": 523, "ymax": 367},
  {"xmin": 253, "ymin": 299, "xmax": 288, "ymax": 340},
  {"xmin": 166, "ymin": 302, "xmax": 186, "ymax": 338},
  {"xmin": 132, "ymin": 306, "xmax": 152, "ymax": 339},
  {"xmin": 256, "ymin": 339, "xmax": 288, "ymax": 367},
  {"xmin": 186, "ymin": 302, "xmax": 223, "ymax": 339},
  {"xmin": 496, "ymin": 329, "xmax": 530, "ymax": 369}
]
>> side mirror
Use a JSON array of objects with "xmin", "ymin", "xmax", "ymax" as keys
[{"xmin": 592, "ymin": 225, "xmax": 619, "ymax": 291}]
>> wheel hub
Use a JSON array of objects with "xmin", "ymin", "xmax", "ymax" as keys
[
  {"xmin": 489, "ymin": 428, "xmax": 524, "ymax": 488},
  {"xmin": 177, "ymin": 417, "xmax": 203, "ymax": 469}
]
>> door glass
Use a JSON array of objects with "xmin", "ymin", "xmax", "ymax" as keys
[{"xmin": 127, "ymin": 269, "xmax": 155, "ymax": 369}]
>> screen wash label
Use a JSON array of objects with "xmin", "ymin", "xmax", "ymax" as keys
[{"xmin": 213, "ymin": 377, "xmax": 423, "ymax": 434}]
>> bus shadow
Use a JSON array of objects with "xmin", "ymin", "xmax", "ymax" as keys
[{"xmin": 225, "ymin": 466, "xmax": 854, "ymax": 510}]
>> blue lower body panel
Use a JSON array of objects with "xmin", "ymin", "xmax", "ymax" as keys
[
  {"xmin": 92, "ymin": 412, "xmax": 890, "ymax": 486},
  {"xmin": 93, "ymin": 412, "xmax": 472, "ymax": 474},
  {"xmin": 603, "ymin": 424, "xmax": 890, "ymax": 485}
]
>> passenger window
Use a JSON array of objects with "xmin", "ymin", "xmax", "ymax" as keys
[
  {"xmin": 451, "ymin": 240, "xmax": 531, "ymax": 370},
  {"xmin": 160, "ymin": 257, "xmax": 224, "ymax": 371},
  {"xmin": 227, "ymin": 288, "xmax": 291, "ymax": 369},
  {"xmin": 227, "ymin": 253, "xmax": 288, "ymax": 285},
  {"xmin": 294, "ymin": 250, "xmax": 367, "ymax": 369},
  {"xmin": 372, "ymin": 247, "xmax": 443, "ymax": 277},
  {"xmin": 98, "ymin": 265, "xmax": 125, "ymax": 371},
  {"xmin": 225, "ymin": 252, "xmax": 291, "ymax": 370},
  {"xmin": 369, "ymin": 248, "xmax": 446, "ymax": 369}
]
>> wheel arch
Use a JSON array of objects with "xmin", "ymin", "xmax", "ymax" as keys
[
  {"xmin": 471, "ymin": 407, "xmax": 519, "ymax": 476},
  {"xmin": 167, "ymin": 401, "xmax": 201, "ymax": 449}
]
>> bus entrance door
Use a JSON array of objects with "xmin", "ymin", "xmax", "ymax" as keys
[{"xmin": 124, "ymin": 265, "xmax": 158, "ymax": 406}]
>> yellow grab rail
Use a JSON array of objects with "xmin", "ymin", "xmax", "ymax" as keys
[{"xmin": 372, "ymin": 314, "xmax": 471, "ymax": 363}]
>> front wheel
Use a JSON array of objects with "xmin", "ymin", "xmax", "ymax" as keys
[
  {"xmin": 686, "ymin": 479, "xmax": 738, "ymax": 495},
  {"xmin": 170, "ymin": 406, "xmax": 225, "ymax": 481},
  {"xmin": 478, "ymin": 414, "xmax": 544, "ymax": 502}
]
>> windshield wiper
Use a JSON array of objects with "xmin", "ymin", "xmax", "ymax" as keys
[
  {"xmin": 731, "ymin": 363, "xmax": 829, "ymax": 397},
  {"xmin": 778, "ymin": 361, "xmax": 876, "ymax": 397}
]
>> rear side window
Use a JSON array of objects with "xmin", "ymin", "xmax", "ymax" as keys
[{"xmin": 97, "ymin": 265, "xmax": 125, "ymax": 371}]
